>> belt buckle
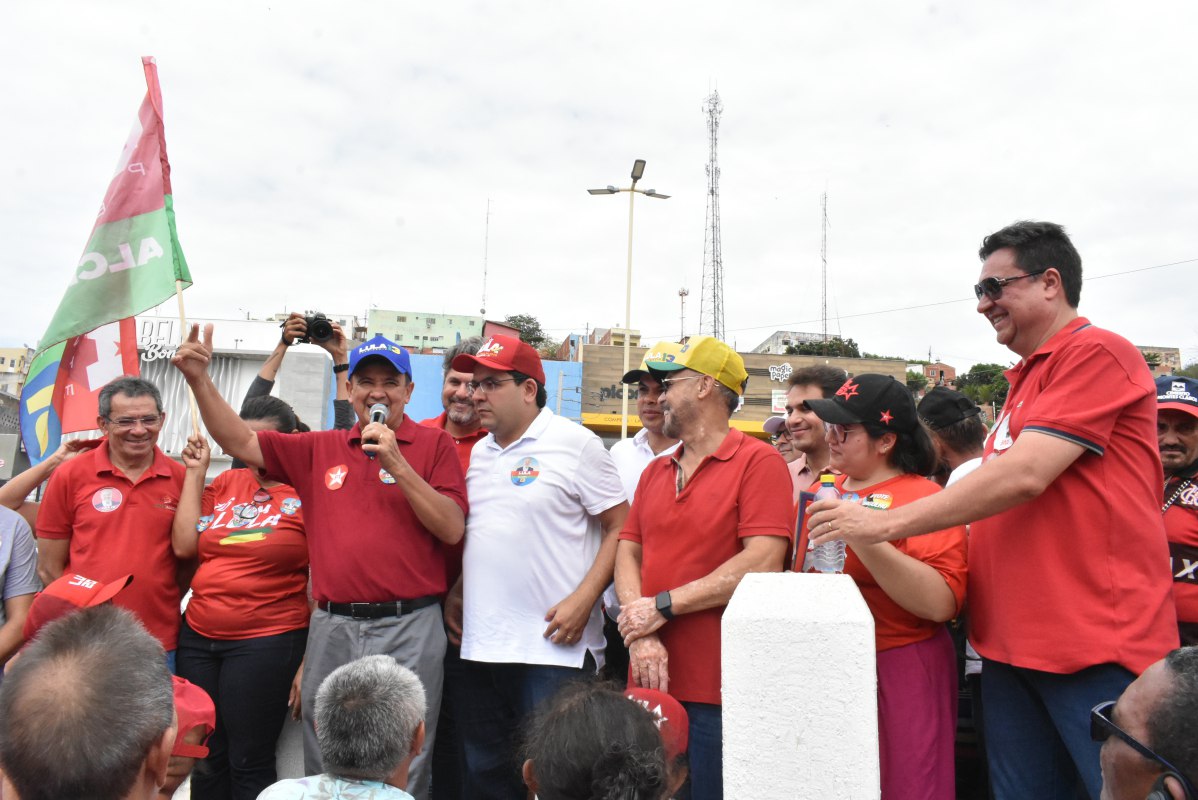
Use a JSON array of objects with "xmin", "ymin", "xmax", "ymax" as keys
[{"xmin": 349, "ymin": 603, "xmax": 373, "ymax": 620}]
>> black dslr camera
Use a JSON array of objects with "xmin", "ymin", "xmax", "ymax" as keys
[{"xmin": 298, "ymin": 312, "xmax": 334, "ymax": 344}]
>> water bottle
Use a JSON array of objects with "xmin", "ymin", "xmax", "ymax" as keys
[{"xmin": 810, "ymin": 473, "xmax": 846, "ymax": 574}]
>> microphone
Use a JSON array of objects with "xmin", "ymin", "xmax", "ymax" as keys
[{"xmin": 365, "ymin": 403, "xmax": 388, "ymax": 458}]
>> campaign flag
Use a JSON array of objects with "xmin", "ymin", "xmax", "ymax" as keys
[{"xmin": 20, "ymin": 57, "xmax": 192, "ymax": 464}]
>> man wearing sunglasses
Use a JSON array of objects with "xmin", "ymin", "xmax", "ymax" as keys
[
  {"xmin": 445, "ymin": 334, "xmax": 628, "ymax": 799},
  {"xmin": 810, "ymin": 220, "xmax": 1177, "ymax": 799},
  {"xmin": 36, "ymin": 376, "xmax": 186, "ymax": 661},
  {"xmin": 1094, "ymin": 646, "xmax": 1198, "ymax": 800}
]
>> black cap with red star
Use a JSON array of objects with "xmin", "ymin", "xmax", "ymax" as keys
[{"xmin": 804, "ymin": 374, "xmax": 919, "ymax": 433}]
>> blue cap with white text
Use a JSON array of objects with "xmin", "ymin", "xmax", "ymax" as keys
[{"xmin": 348, "ymin": 335, "xmax": 412, "ymax": 378}]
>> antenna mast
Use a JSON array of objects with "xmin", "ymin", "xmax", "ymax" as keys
[
  {"xmin": 821, "ymin": 192, "xmax": 828, "ymax": 342},
  {"xmin": 678, "ymin": 287, "xmax": 689, "ymax": 341},
  {"xmin": 699, "ymin": 91, "xmax": 725, "ymax": 341},
  {"xmin": 480, "ymin": 198, "xmax": 491, "ymax": 315}
]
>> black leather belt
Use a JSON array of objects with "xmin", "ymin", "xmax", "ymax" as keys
[{"xmin": 318, "ymin": 596, "xmax": 439, "ymax": 620}]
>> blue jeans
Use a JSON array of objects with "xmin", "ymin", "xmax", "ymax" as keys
[
  {"xmin": 177, "ymin": 620, "xmax": 307, "ymax": 800},
  {"xmin": 678, "ymin": 701, "xmax": 722, "ymax": 800},
  {"xmin": 981, "ymin": 658, "xmax": 1134, "ymax": 800},
  {"xmin": 459, "ymin": 656, "xmax": 594, "ymax": 800}
]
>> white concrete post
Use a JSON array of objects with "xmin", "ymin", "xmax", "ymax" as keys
[{"xmin": 722, "ymin": 573, "xmax": 879, "ymax": 799}]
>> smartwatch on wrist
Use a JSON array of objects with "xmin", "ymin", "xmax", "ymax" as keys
[
  {"xmin": 655, "ymin": 590, "xmax": 674, "ymax": 621},
  {"xmin": 332, "ymin": 363, "xmax": 349, "ymax": 374}
]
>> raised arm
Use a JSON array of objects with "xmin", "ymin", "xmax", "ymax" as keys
[
  {"xmin": 0, "ymin": 438, "xmax": 97, "ymax": 512},
  {"xmin": 171, "ymin": 435, "xmax": 211, "ymax": 560},
  {"xmin": 171, "ymin": 324, "xmax": 265, "ymax": 469}
]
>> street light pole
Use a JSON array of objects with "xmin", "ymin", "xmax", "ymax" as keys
[{"xmin": 588, "ymin": 159, "xmax": 670, "ymax": 440}]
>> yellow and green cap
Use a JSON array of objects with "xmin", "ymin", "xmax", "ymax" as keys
[
  {"xmin": 622, "ymin": 340, "xmax": 685, "ymax": 384},
  {"xmin": 645, "ymin": 335, "xmax": 748, "ymax": 396}
]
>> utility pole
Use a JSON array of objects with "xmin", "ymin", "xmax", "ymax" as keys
[
  {"xmin": 699, "ymin": 91, "xmax": 725, "ymax": 341},
  {"xmin": 678, "ymin": 287, "xmax": 689, "ymax": 341}
]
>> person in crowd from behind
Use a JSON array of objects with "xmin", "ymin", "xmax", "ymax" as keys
[
  {"xmin": 1157, "ymin": 376, "xmax": 1198, "ymax": 647},
  {"xmin": 522, "ymin": 681, "xmax": 671, "ymax": 800},
  {"xmin": 805, "ymin": 374, "xmax": 967, "ymax": 800},
  {"xmin": 15, "ymin": 570, "xmax": 216, "ymax": 800},
  {"xmin": 918, "ymin": 386, "xmax": 986, "ymax": 487},
  {"xmin": 172, "ymin": 394, "xmax": 310, "ymax": 800},
  {"xmin": 247, "ymin": 311, "xmax": 353, "ymax": 432},
  {"xmin": 259, "ymin": 655, "xmax": 427, "ymax": 800},
  {"xmin": 625, "ymin": 687, "xmax": 690, "ymax": 799},
  {"xmin": 1093, "ymin": 646, "xmax": 1198, "ymax": 800},
  {"xmin": 35, "ymin": 376, "xmax": 186, "ymax": 662},
  {"xmin": 0, "ymin": 605, "xmax": 176, "ymax": 800}
]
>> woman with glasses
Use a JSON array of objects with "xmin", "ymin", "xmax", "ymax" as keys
[
  {"xmin": 804, "ymin": 374, "xmax": 967, "ymax": 800},
  {"xmin": 172, "ymin": 395, "xmax": 310, "ymax": 800}
]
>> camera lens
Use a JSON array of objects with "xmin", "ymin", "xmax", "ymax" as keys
[{"xmin": 308, "ymin": 317, "xmax": 334, "ymax": 343}]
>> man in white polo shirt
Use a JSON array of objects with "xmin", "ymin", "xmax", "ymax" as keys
[{"xmin": 446, "ymin": 334, "xmax": 628, "ymax": 800}]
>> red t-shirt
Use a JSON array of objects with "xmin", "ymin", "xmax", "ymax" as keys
[
  {"xmin": 971, "ymin": 317, "xmax": 1178, "ymax": 674},
  {"xmin": 186, "ymin": 469, "xmax": 310, "ymax": 640},
  {"xmin": 1163, "ymin": 471, "xmax": 1198, "ymax": 645},
  {"xmin": 835, "ymin": 473, "xmax": 967, "ymax": 652},
  {"xmin": 37, "ymin": 440, "xmax": 185, "ymax": 649},
  {"xmin": 257, "ymin": 416, "xmax": 467, "ymax": 603},
  {"xmin": 419, "ymin": 412, "xmax": 488, "ymax": 586},
  {"xmin": 619, "ymin": 428, "xmax": 794, "ymax": 705}
]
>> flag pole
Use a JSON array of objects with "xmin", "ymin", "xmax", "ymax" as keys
[{"xmin": 175, "ymin": 279, "xmax": 201, "ymax": 436}]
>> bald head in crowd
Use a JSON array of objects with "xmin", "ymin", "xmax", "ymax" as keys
[{"xmin": 0, "ymin": 605, "xmax": 176, "ymax": 800}]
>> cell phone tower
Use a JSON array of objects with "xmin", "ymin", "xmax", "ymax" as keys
[{"xmin": 698, "ymin": 91, "xmax": 725, "ymax": 342}]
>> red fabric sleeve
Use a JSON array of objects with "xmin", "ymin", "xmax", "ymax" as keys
[{"xmin": 34, "ymin": 465, "xmax": 74, "ymax": 540}]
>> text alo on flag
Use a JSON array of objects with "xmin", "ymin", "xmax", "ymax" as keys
[{"xmin": 20, "ymin": 56, "xmax": 192, "ymax": 464}]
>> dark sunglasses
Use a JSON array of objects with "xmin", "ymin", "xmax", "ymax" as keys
[
  {"xmin": 1090, "ymin": 701, "xmax": 1198, "ymax": 796},
  {"xmin": 973, "ymin": 268, "xmax": 1047, "ymax": 301}
]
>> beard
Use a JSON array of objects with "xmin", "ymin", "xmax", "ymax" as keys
[{"xmin": 447, "ymin": 403, "xmax": 479, "ymax": 427}]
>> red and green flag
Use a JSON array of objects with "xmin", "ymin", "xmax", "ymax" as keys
[{"xmin": 20, "ymin": 56, "xmax": 192, "ymax": 464}]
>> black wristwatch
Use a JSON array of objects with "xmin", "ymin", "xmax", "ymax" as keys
[
  {"xmin": 332, "ymin": 363, "xmax": 349, "ymax": 374},
  {"xmin": 655, "ymin": 590, "xmax": 674, "ymax": 621}
]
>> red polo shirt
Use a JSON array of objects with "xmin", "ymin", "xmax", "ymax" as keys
[
  {"xmin": 419, "ymin": 412, "xmax": 487, "ymax": 586},
  {"xmin": 37, "ymin": 440, "xmax": 185, "ymax": 649},
  {"xmin": 1164, "ymin": 468, "xmax": 1198, "ymax": 645},
  {"xmin": 971, "ymin": 317, "xmax": 1178, "ymax": 674},
  {"xmin": 620, "ymin": 428, "xmax": 793, "ymax": 705},
  {"xmin": 257, "ymin": 416, "xmax": 467, "ymax": 603}
]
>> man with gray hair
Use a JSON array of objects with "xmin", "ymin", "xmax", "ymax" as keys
[
  {"xmin": 35, "ymin": 376, "xmax": 186, "ymax": 658},
  {"xmin": 259, "ymin": 655, "xmax": 428, "ymax": 800},
  {"xmin": 0, "ymin": 604, "xmax": 177, "ymax": 800}
]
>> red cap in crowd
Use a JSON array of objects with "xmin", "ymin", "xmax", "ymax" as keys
[
  {"xmin": 172, "ymin": 676, "xmax": 217, "ymax": 758},
  {"xmin": 626, "ymin": 687, "xmax": 689, "ymax": 760},
  {"xmin": 22, "ymin": 573, "xmax": 134, "ymax": 641},
  {"xmin": 451, "ymin": 335, "xmax": 546, "ymax": 384}
]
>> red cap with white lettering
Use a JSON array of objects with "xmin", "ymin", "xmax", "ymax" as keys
[{"xmin": 22, "ymin": 573, "xmax": 134, "ymax": 641}]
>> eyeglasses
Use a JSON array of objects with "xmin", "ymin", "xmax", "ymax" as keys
[
  {"xmin": 973, "ymin": 268, "xmax": 1048, "ymax": 301},
  {"xmin": 103, "ymin": 415, "xmax": 163, "ymax": 430},
  {"xmin": 824, "ymin": 422, "xmax": 868, "ymax": 443},
  {"xmin": 1090, "ymin": 701, "xmax": 1198, "ymax": 795},
  {"xmin": 660, "ymin": 376, "xmax": 704, "ymax": 392},
  {"xmin": 466, "ymin": 377, "xmax": 516, "ymax": 394}
]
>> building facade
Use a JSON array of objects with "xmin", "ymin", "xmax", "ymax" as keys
[
  {"xmin": 365, "ymin": 309, "xmax": 485, "ymax": 354},
  {"xmin": 0, "ymin": 347, "xmax": 34, "ymax": 397}
]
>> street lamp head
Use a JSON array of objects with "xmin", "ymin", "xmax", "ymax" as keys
[
  {"xmin": 643, "ymin": 189, "xmax": 670, "ymax": 199},
  {"xmin": 587, "ymin": 186, "xmax": 619, "ymax": 195},
  {"xmin": 631, "ymin": 159, "xmax": 646, "ymax": 182}
]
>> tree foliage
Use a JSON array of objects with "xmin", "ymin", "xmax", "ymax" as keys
[
  {"xmin": 1178, "ymin": 362, "xmax": 1198, "ymax": 379},
  {"xmin": 955, "ymin": 362, "xmax": 1011, "ymax": 409},
  {"xmin": 503, "ymin": 314, "xmax": 550, "ymax": 349},
  {"xmin": 785, "ymin": 337, "xmax": 861, "ymax": 358},
  {"xmin": 906, "ymin": 369, "xmax": 928, "ymax": 395}
]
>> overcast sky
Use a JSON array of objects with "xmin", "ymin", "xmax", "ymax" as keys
[{"xmin": 3, "ymin": 0, "xmax": 1197, "ymax": 372}]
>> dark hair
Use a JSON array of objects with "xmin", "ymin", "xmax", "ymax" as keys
[
  {"xmin": 788, "ymin": 365, "xmax": 848, "ymax": 398},
  {"xmin": 863, "ymin": 421, "xmax": 938, "ymax": 476},
  {"xmin": 978, "ymin": 220, "xmax": 1082, "ymax": 308},
  {"xmin": 1150, "ymin": 647, "xmax": 1198, "ymax": 783},
  {"xmin": 443, "ymin": 336, "xmax": 484, "ymax": 375},
  {"xmin": 239, "ymin": 395, "xmax": 299, "ymax": 433},
  {"xmin": 511, "ymin": 370, "xmax": 548, "ymax": 409},
  {"xmin": 929, "ymin": 414, "xmax": 987, "ymax": 456},
  {"xmin": 99, "ymin": 376, "xmax": 163, "ymax": 418},
  {"xmin": 0, "ymin": 606, "xmax": 173, "ymax": 800},
  {"xmin": 523, "ymin": 682, "xmax": 668, "ymax": 800}
]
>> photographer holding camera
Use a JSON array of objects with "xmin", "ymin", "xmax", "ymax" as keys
[{"xmin": 246, "ymin": 312, "xmax": 353, "ymax": 431}]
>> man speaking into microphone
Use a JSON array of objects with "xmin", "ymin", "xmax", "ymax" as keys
[{"xmin": 173, "ymin": 328, "xmax": 467, "ymax": 800}]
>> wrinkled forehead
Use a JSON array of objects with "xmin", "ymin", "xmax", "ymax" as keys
[{"xmin": 108, "ymin": 393, "xmax": 161, "ymax": 413}]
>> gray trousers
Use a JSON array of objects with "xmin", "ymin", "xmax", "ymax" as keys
[{"xmin": 301, "ymin": 604, "xmax": 446, "ymax": 800}]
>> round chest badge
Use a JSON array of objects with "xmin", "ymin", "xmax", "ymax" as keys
[
  {"xmin": 92, "ymin": 487, "xmax": 124, "ymax": 513},
  {"xmin": 379, "ymin": 468, "xmax": 396, "ymax": 485},
  {"xmin": 325, "ymin": 465, "xmax": 349, "ymax": 491},
  {"xmin": 280, "ymin": 497, "xmax": 302, "ymax": 515},
  {"xmin": 510, "ymin": 457, "xmax": 541, "ymax": 487}
]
